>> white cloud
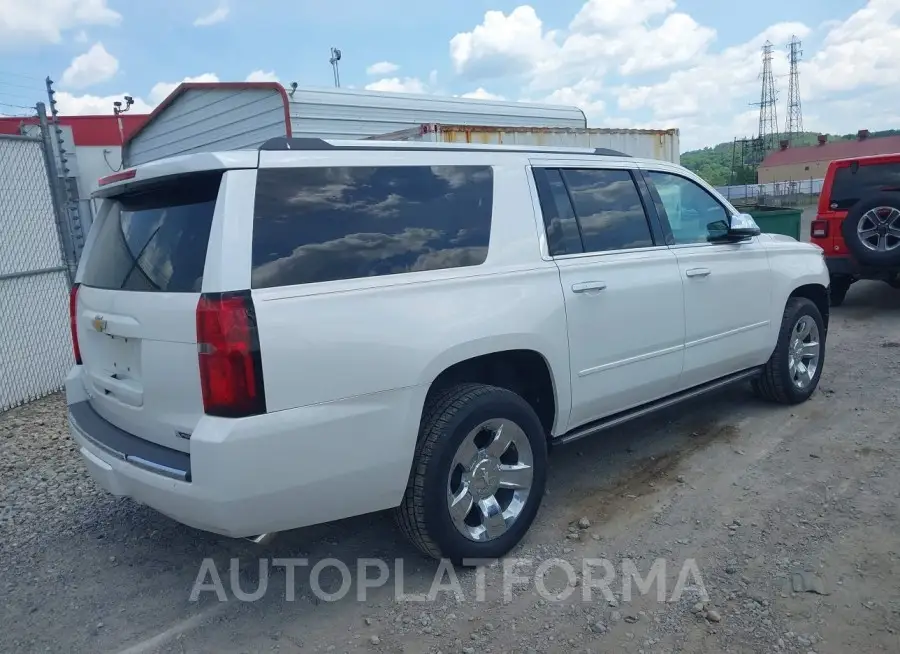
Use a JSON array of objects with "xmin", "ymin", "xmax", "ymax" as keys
[
  {"xmin": 54, "ymin": 90, "xmax": 153, "ymax": 115},
  {"xmin": 450, "ymin": 6, "xmax": 558, "ymax": 80},
  {"xmin": 365, "ymin": 77, "xmax": 427, "ymax": 94},
  {"xmin": 148, "ymin": 73, "xmax": 220, "ymax": 105},
  {"xmin": 461, "ymin": 88, "xmax": 506, "ymax": 101},
  {"xmin": 61, "ymin": 42, "xmax": 118, "ymax": 88},
  {"xmin": 193, "ymin": 3, "xmax": 230, "ymax": 27},
  {"xmin": 246, "ymin": 70, "xmax": 279, "ymax": 83},
  {"xmin": 0, "ymin": 0, "xmax": 121, "ymax": 47},
  {"xmin": 74, "ymin": 29, "xmax": 89, "ymax": 43},
  {"xmin": 450, "ymin": 1, "xmax": 715, "ymax": 90},
  {"xmin": 366, "ymin": 61, "xmax": 399, "ymax": 76}
]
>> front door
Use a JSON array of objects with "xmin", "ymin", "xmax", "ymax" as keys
[{"xmin": 641, "ymin": 169, "xmax": 772, "ymax": 389}]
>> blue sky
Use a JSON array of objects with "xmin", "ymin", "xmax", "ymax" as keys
[{"xmin": 2, "ymin": 0, "xmax": 895, "ymax": 150}]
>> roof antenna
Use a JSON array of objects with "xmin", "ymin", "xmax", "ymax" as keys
[{"xmin": 288, "ymin": 81, "xmax": 298, "ymax": 98}]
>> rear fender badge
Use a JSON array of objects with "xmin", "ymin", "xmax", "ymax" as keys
[{"xmin": 92, "ymin": 315, "xmax": 107, "ymax": 333}]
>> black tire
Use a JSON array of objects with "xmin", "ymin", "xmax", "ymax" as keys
[
  {"xmin": 841, "ymin": 193, "xmax": 900, "ymax": 266},
  {"xmin": 752, "ymin": 297, "xmax": 825, "ymax": 404},
  {"xmin": 829, "ymin": 276, "xmax": 852, "ymax": 307},
  {"xmin": 887, "ymin": 276, "xmax": 900, "ymax": 290},
  {"xmin": 395, "ymin": 383, "xmax": 548, "ymax": 564}
]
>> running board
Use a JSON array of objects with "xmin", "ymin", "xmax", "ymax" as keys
[{"xmin": 556, "ymin": 367, "xmax": 763, "ymax": 445}]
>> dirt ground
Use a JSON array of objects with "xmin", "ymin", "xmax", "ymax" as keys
[{"xmin": 2, "ymin": 277, "xmax": 899, "ymax": 654}]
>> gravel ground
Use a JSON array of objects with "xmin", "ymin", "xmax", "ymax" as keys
[{"xmin": 2, "ymin": 279, "xmax": 899, "ymax": 654}]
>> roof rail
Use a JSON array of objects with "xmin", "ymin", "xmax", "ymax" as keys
[{"xmin": 258, "ymin": 137, "xmax": 630, "ymax": 157}]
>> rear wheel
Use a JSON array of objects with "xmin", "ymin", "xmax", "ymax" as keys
[
  {"xmin": 841, "ymin": 193, "xmax": 900, "ymax": 266},
  {"xmin": 396, "ymin": 383, "xmax": 548, "ymax": 564},
  {"xmin": 753, "ymin": 297, "xmax": 825, "ymax": 405}
]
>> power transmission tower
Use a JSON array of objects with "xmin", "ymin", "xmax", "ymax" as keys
[
  {"xmin": 749, "ymin": 41, "xmax": 779, "ymax": 166},
  {"xmin": 784, "ymin": 35, "xmax": 804, "ymax": 146}
]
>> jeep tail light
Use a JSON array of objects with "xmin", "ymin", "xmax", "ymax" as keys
[
  {"xmin": 196, "ymin": 291, "xmax": 266, "ymax": 417},
  {"xmin": 70, "ymin": 283, "xmax": 82, "ymax": 365},
  {"xmin": 811, "ymin": 220, "xmax": 829, "ymax": 238}
]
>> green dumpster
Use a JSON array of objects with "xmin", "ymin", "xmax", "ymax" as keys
[{"xmin": 737, "ymin": 205, "xmax": 802, "ymax": 240}]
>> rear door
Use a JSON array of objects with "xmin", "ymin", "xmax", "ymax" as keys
[
  {"xmin": 75, "ymin": 172, "xmax": 223, "ymax": 452},
  {"xmin": 531, "ymin": 163, "xmax": 686, "ymax": 429}
]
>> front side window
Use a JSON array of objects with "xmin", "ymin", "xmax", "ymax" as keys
[
  {"xmin": 645, "ymin": 171, "xmax": 729, "ymax": 244},
  {"xmin": 251, "ymin": 165, "xmax": 493, "ymax": 288},
  {"xmin": 558, "ymin": 169, "xmax": 654, "ymax": 253}
]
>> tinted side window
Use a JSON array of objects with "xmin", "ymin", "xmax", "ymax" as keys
[
  {"xmin": 80, "ymin": 172, "xmax": 221, "ymax": 293},
  {"xmin": 560, "ymin": 169, "xmax": 653, "ymax": 253},
  {"xmin": 645, "ymin": 171, "xmax": 729, "ymax": 244},
  {"xmin": 533, "ymin": 168, "xmax": 583, "ymax": 256},
  {"xmin": 251, "ymin": 166, "xmax": 493, "ymax": 288},
  {"xmin": 830, "ymin": 162, "xmax": 900, "ymax": 210}
]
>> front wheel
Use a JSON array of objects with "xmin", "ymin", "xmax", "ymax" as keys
[
  {"xmin": 752, "ymin": 297, "xmax": 825, "ymax": 404},
  {"xmin": 395, "ymin": 383, "xmax": 548, "ymax": 564}
]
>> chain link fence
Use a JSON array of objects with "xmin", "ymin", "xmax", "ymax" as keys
[{"xmin": 0, "ymin": 130, "xmax": 73, "ymax": 412}]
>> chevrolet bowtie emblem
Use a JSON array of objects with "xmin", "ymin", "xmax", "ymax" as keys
[{"xmin": 92, "ymin": 316, "xmax": 107, "ymax": 333}]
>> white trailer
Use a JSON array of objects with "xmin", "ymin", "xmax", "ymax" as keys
[
  {"xmin": 369, "ymin": 124, "xmax": 680, "ymax": 163},
  {"xmin": 122, "ymin": 82, "xmax": 588, "ymax": 167}
]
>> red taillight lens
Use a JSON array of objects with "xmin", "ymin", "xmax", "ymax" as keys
[
  {"xmin": 69, "ymin": 283, "xmax": 82, "ymax": 365},
  {"xmin": 811, "ymin": 220, "xmax": 829, "ymax": 239},
  {"xmin": 196, "ymin": 292, "xmax": 266, "ymax": 417}
]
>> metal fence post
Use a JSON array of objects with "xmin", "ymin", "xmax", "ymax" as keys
[{"xmin": 37, "ymin": 102, "xmax": 75, "ymax": 286}]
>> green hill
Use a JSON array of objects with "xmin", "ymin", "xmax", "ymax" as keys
[{"xmin": 681, "ymin": 129, "xmax": 900, "ymax": 186}]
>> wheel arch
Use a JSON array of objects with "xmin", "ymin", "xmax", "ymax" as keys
[
  {"xmin": 418, "ymin": 337, "xmax": 570, "ymax": 438},
  {"xmin": 789, "ymin": 283, "xmax": 830, "ymax": 332}
]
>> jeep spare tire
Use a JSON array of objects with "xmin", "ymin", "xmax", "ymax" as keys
[{"xmin": 841, "ymin": 193, "xmax": 900, "ymax": 266}]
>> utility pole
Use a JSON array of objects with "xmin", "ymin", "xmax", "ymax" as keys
[{"xmin": 329, "ymin": 47, "xmax": 342, "ymax": 88}]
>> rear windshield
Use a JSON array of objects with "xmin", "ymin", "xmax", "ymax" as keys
[
  {"xmin": 80, "ymin": 172, "xmax": 222, "ymax": 292},
  {"xmin": 250, "ymin": 165, "xmax": 493, "ymax": 288},
  {"xmin": 830, "ymin": 161, "xmax": 900, "ymax": 210}
]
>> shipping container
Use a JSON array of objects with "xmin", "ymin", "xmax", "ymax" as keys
[
  {"xmin": 123, "ymin": 82, "xmax": 588, "ymax": 167},
  {"xmin": 368, "ymin": 124, "xmax": 680, "ymax": 163}
]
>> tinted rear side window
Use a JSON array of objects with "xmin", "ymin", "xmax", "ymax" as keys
[
  {"xmin": 251, "ymin": 166, "xmax": 493, "ymax": 288},
  {"xmin": 80, "ymin": 172, "xmax": 221, "ymax": 293},
  {"xmin": 560, "ymin": 169, "xmax": 654, "ymax": 253},
  {"xmin": 830, "ymin": 162, "xmax": 900, "ymax": 210}
]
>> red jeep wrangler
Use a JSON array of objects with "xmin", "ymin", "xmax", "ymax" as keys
[{"xmin": 811, "ymin": 153, "xmax": 900, "ymax": 306}]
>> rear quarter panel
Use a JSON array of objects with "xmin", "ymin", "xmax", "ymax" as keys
[{"xmin": 250, "ymin": 161, "xmax": 572, "ymax": 433}]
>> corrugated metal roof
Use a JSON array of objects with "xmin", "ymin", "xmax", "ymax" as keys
[{"xmin": 761, "ymin": 135, "xmax": 900, "ymax": 167}]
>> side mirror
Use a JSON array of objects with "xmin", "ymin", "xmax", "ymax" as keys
[
  {"xmin": 729, "ymin": 212, "xmax": 762, "ymax": 238},
  {"xmin": 707, "ymin": 213, "xmax": 760, "ymax": 243}
]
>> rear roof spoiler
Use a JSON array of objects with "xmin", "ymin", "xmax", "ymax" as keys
[{"xmin": 258, "ymin": 137, "xmax": 630, "ymax": 158}]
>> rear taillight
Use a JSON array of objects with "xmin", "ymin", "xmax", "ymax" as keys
[
  {"xmin": 69, "ymin": 283, "xmax": 82, "ymax": 365},
  {"xmin": 196, "ymin": 291, "xmax": 266, "ymax": 417},
  {"xmin": 811, "ymin": 220, "xmax": 829, "ymax": 239}
]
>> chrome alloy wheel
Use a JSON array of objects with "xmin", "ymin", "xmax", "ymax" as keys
[
  {"xmin": 788, "ymin": 315, "xmax": 821, "ymax": 390},
  {"xmin": 446, "ymin": 418, "xmax": 534, "ymax": 542},
  {"xmin": 858, "ymin": 206, "xmax": 900, "ymax": 252}
]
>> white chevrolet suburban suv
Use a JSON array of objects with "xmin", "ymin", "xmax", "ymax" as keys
[{"xmin": 67, "ymin": 137, "xmax": 829, "ymax": 563}]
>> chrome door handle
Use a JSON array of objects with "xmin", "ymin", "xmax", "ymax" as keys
[
  {"xmin": 571, "ymin": 281, "xmax": 607, "ymax": 294},
  {"xmin": 685, "ymin": 268, "xmax": 711, "ymax": 278}
]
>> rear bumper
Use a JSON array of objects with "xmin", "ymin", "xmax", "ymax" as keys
[
  {"xmin": 826, "ymin": 256, "xmax": 900, "ymax": 279},
  {"xmin": 65, "ymin": 366, "xmax": 424, "ymax": 538}
]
